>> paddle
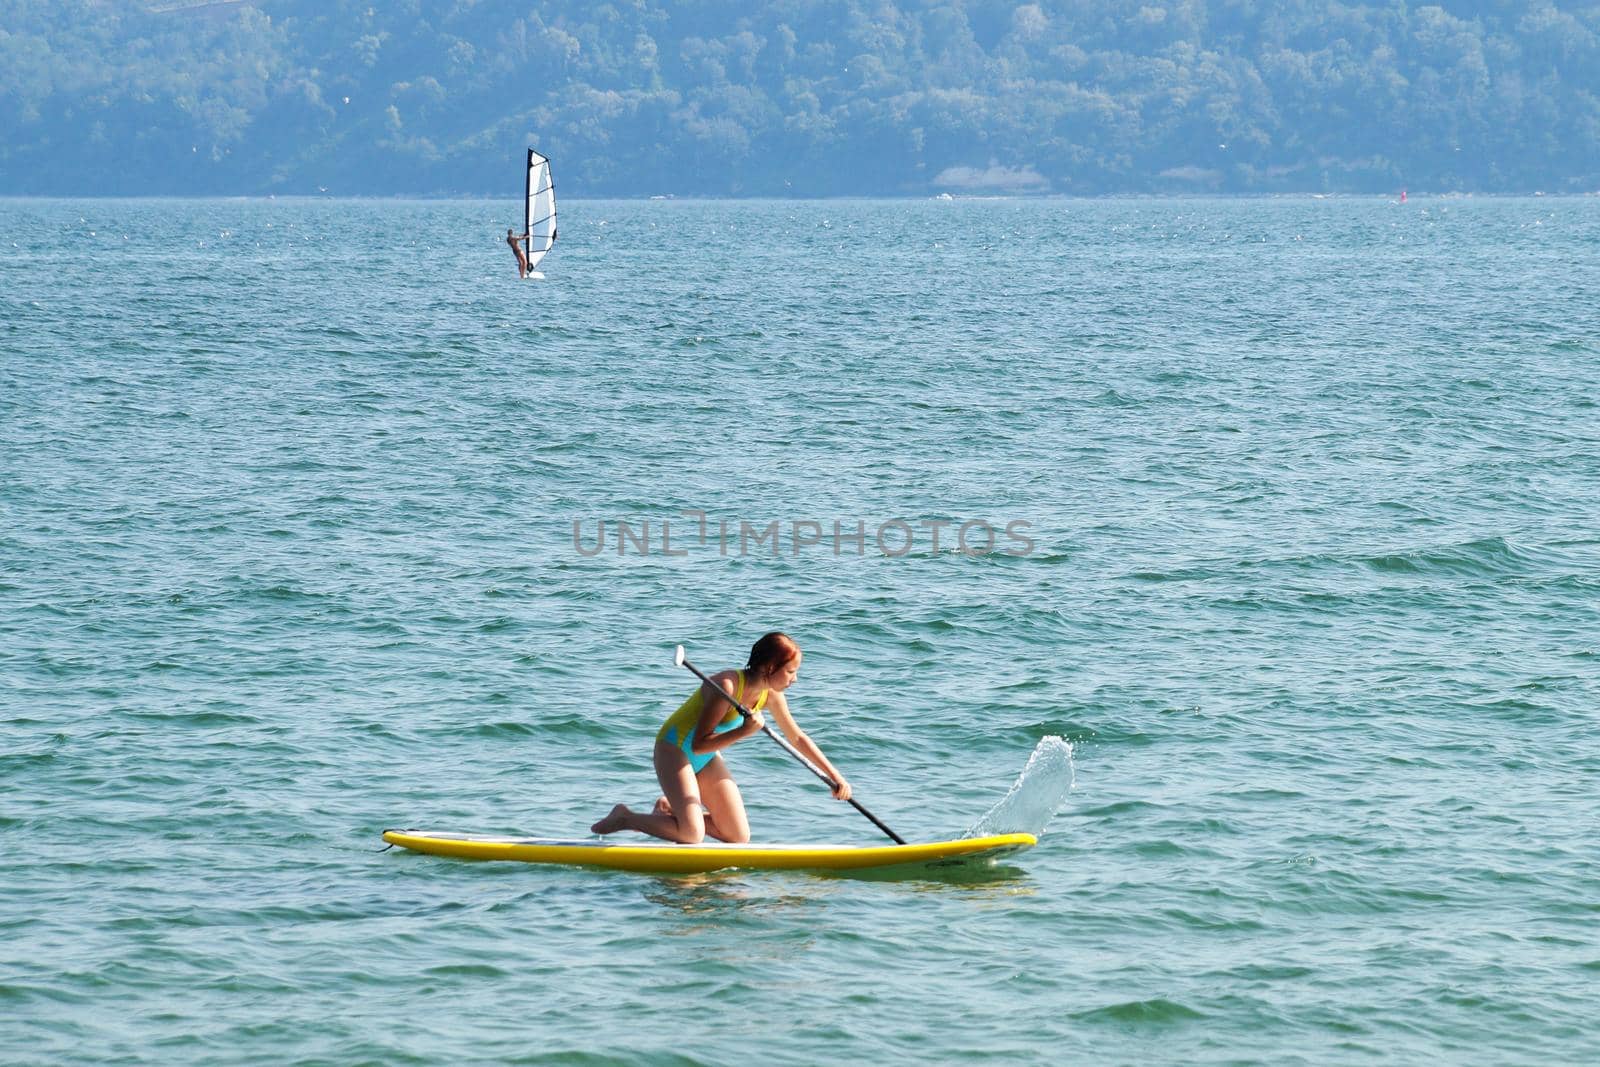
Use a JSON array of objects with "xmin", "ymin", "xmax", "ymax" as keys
[{"xmin": 674, "ymin": 644, "xmax": 906, "ymax": 845}]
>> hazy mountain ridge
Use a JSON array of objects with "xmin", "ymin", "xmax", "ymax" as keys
[{"xmin": 3, "ymin": 0, "xmax": 1597, "ymax": 195}]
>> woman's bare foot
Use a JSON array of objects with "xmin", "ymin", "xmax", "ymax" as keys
[{"xmin": 591, "ymin": 804, "xmax": 632, "ymax": 835}]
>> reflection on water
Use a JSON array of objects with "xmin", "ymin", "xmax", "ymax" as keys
[
  {"xmin": 638, "ymin": 876, "xmax": 828, "ymax": 963},
  {"xmin": 634, "ymin": 861, "xmax": 1037, "ymax": 971},
  {"xmin": 639, "ymin": 857, "xmax": 1035, "ymax": 914},
  {"xmin": 822, "ymin": 859, "xmax": 1037, "ymax": 893},
  {"xmin": 641, "ymin": 872, "xmax": 834, "ymax": 921}
]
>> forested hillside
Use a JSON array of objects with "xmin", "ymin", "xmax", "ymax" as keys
[{"xmin": 3, "ymin": 0, "xmax": 1598, "ymax": 195}]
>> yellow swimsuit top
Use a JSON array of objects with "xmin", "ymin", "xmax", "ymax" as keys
[{"xmin": 656, "ymin": 670, "xmax": 769, "ymax": 753}]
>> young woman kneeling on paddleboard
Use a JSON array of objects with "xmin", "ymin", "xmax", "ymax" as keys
[{"xmin": 591, "ymin": 632, "xmax": 852, "ymax": 844}]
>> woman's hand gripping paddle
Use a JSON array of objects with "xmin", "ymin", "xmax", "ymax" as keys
[{"xmin": 675, "ymin": 644, "xmax": 907, "ymax": 845}]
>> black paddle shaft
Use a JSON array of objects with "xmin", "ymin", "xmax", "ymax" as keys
[{"xmin": 677, "ymin": 651, "xmax": 907, "ymax": 845}]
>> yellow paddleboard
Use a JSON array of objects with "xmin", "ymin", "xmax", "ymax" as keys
[{"xmin": 382, "ymin": 829, "xmax": 1036, "ymax": 875}]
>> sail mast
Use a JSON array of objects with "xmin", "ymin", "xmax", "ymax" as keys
[{"xmin": 524, "ymin": 149, "xmax": 533, "ymax": 262}]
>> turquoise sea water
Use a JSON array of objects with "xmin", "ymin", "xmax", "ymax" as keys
[{"xmin": 4, "ymin": 195, "xmax": 1600, "ymax": 1063}]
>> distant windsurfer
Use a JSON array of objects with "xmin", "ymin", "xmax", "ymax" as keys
[{"xmin": 507, "ymin": 228, "xmax": 530, "ymax": 278}]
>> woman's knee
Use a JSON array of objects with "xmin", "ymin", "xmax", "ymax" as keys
[
  {"xmin": 718, "ymin": 809, "xmax": 750, "ymax": 843},
  {"xmin": 707, "ymin": 801, "xmax": 750, "ymax": 843},
  {"xmin": 674, "ymin": 807, "xmax": 707, "ymax": 844}
]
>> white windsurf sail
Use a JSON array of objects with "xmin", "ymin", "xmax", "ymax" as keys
[{"xmin": 524, "ymin": 148, "xmax": 557, "ymax": 272}]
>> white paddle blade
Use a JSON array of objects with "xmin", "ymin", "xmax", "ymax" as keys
[{"xmin": 673, "ymin": 644, "xmax": 685, "ymax": 667}]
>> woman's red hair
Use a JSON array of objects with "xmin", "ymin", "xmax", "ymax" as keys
[{"xmin": 746, "ymin": 631, "xmax": 800, "ymax": 676}]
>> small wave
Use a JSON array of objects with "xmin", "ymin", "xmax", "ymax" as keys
[
  {"xmin": 1227, "ymin": 963, "xmax": 1315, "ymax": 981},
  {"xmin": 1070, "ymin": 997, "xmax": 1205, "ymax": 1025},
  {"xmin": 1360, "ymin": 536, "xmax": 1537, "ymax": 576},
  {"xmin": 121, "ymin": 709, "xmax": 260, "ymax": 728},
  {"xmin": 228, "ymin": 583, "xmax": 341, "ymax": 604},
  {"xmin": 1148, "ymin": 369, "xmax": 1213, "ymax": 385},
  {"xmin": 467, "ymin": 716, "xmax": 595, "ymax": 739},
  {"xmin": 0, "ymin": 750, "xmax": 60, "ymax": 769},
  {"xmin": 423, "ymin": 963, "xmax": 507, "ymax": 978},
  {"xmin": 1219, "ymin": 787, "xmax": 1306, "ymax": 802},
  {"xmin": 1124, "ymin": 567, "xmax": 1217, "ymax": 582},
  {"xmin": 466, "ymin": 721, "xmax": 539, "ymax": 738},
  {"xmin": 1074, "ymin": 799, "xmax": 1171, "ymax": 819}
]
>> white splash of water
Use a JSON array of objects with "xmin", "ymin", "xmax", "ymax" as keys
[{"xmin": 963, "ymin": 735, "xmax": 1076, "ymax": 838}]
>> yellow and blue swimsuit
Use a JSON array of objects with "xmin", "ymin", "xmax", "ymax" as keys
[{"xmin": 657, "ymin": 670, "xmax": 768, "ymax": 773}]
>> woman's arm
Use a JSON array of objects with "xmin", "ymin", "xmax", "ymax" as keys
[
  {"xmin": 690, "ymin": 671, "xmax": 763, "ymax": 755},
  {"xmin": 765, "ymin": 692, "xmax": 852, "ymax": 800}
]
